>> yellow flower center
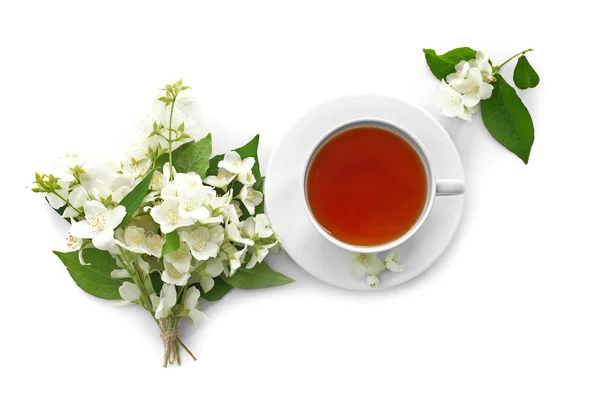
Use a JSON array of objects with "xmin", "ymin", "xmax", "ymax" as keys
[
  {"xmin": 194, "ymin": 237, "xmax": 208, "ymax": 249},
  {"xmin": 167, "ymin": 208, "xmax": 179, "ymax": 225},
  {"xmin": 127, "ymin": 234, "xmax": 144, "ymax": 248},
  {"xmin": 359, "ymin": 254, "xmax": 372, "ymax": 266},
  {"xmin": 233, "ymin": 160, "xmax": 243, "ymax": 168},
  {"xmin": 450, "ymin": 95, "xmax": 462, "ymax": 107},
  {"xmin": 89, "ymin": 214, "xmax": 106, "ymax": 230},
  {"xmin": 183, "ymin": 199, "xmax": 196, "ymax": 212},
  {"xmin": 466, "ymin": 82, "xmax": 480, "ymax": 94},
  {"xmin": 66, "ymin": 234, "xmax": 79, "ymax": 249}
]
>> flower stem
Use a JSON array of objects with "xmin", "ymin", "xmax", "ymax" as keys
[
  {"xmin": 51, "ymin": 189, "xmax": 82, "ymax": 217},
  {"xmin": 177, "ymin": 338, "xmax": 197, "ymax": 361},
  {"xmin": 493, "ymin": 48, "xmax": 533, "ymax": 73},
  {"xmin": 167, "ymin": 95, "xmax": 178, "ymax": 180}
]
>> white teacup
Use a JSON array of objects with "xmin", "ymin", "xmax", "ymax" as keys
[{"xmin": 302, "ymin": 118, "xmax": 465, "ymax": 253}]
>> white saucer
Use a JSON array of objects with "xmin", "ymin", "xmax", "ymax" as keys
[{"xmin": 265, "ymin": 95, "xmax": 465, "ymax": 290}]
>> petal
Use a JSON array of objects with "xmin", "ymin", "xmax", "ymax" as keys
[
  {"xmin": 62, "ymin": 207, "xmax": 79, "ymax": 218},
  {"xmin": 70, "ymin": 220, "xmax": 95, "ymax": 239},
  {"xmin": 348, "ymin": 261, "xmax": 366, "ymax": 278},
  {"xmin": 119, "ymin": 282, "xmax": 141, "ymax": 302},
  {"xmin": 105, "ymin": 206, "xmax": 126, "ymax": 229},
  {"xmin": 479, "ymin": 82, "xmax": 494, "ymax": 100},
  {"xmin": 243, "ymin": 200, "xmax": 255, "ymax": 215},
  {"xmin": 92, "ymin": 228, "xmax": 116, "ymax": 250},
  {"xmin": 206, "ymin": 258, "xmax": 224, "ymax": 277},
  {"xmin": 46, "ymin": 193, "xmax": 66, "ymax": 209},
  {"xmin": 242, "ymin": 157, "xmax": 255, "ymax": 172},
  {"xmin": 83, "ymin": 200, "xmax": 108, "ymax": 217},
  {"xmin": 467, "ymin": 103, "xmax": 480, "ymax": 114},
  {"xmin": 184, "ymin": 286, "xmax": 201, "ymax": 310},
  {"xmin": 463, "ymin": 93, "xmax": 480, "ymax": 108},
  {"xmin": 187, "ymin": 309, "xmax": 207, "ymax": 328},
  {"xmin": 456, "ymin": 107, "xmax": 472, "ymax": 122},
  {"xmin": 69, "ymin": 186, "xmax": 88, "ymax": 208},
  {"xmin": 246, "ymin": 253, "xmax": 259, "ymax": 269},
  {"xmin": 199, "ymin": 277, "xmax": 214, "ymax": 293},
  {"xmin": 468, "ymin": 67, "xmax": 483, "ymax": 85},
  {"xmin": 111, "ymin": 269, "xmax": 129, "ymax": 279}
]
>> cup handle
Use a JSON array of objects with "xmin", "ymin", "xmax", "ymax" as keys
[{"xmin": 436, "ymin": 179, "xmax": 465, "ymax": 196}]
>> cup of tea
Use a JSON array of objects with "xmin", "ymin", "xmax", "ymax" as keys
[{"xmin": 303, "ymin": 118, "xmax": 464, "ymax": 253}]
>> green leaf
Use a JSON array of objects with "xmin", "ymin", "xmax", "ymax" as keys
[
  {"xmin": 53, "ymin": 248, "xmax": 127, "ymax": 300},
  {"xmin": 198, "ymin": 277, "xmax": 233, "ymax": 301},
  {"xmin": 481, "ymin": 74, "xmax": 535, "ymax": 164},
  {"xmin": 171, "ymin": 134, "xmax": 212, "ymax": 178},
  {"xmin": 222, "ymin": 261, "xmax": 294, "ymax": 289},
  {"xmin": 118, "ymin": 170, "xmax": 155, "ymax": 225},
  {"xmin": 423, "ymin": 47, "xmax": 477, "ymax": 80},
  {"xmin": 162, "ymin": 231, "xmax": 180, "ymax": 256},
  {"xmin": 207, "ymin": 134, "xmax": 261, "ymax": 181},
  {"xmin": 150, "ymin": 271, "xmax": 163, "ymax": 294},
  {"xmin": 513, "ymin": 56, "xmax": 540, "ymax": 89}
]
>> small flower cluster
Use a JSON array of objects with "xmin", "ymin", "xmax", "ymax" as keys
[
  {"xmin": 439, "ymin": 50, "xmax": 495, "ymax": 121},
  {"xmin": 32, "ymin": 80, "xmax": 286, "ymax": 366},
  {"xmin": 349, "ymin": 250, "xmax": 403, "ymax": 288}
]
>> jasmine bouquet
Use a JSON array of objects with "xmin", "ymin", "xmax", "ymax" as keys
[{"xmin": 31, "ymin": 80, "xmax": 293, "ymax": 367}]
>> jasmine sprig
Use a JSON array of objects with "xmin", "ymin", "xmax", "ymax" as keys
[
  {"xmin": 424, "ymin": 47, "xmax": 540, "ymax": 164},
  {"xmin": 158, "ymin": 79, "xmax": 190, "ymax": 179}
]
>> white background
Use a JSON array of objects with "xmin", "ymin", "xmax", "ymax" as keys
[{"xmin": 2, "ymin": 1, "xmax": 599, "ymax": 399}]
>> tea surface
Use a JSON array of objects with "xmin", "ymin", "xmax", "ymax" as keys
[{"xmin": 306, "ymin": 126, "xmax": 428, "ymax": 246}]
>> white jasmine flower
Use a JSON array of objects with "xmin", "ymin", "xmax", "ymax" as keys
[
  {"xmin": 226, "ymin": 221, "xmax": 254, "ymax": 246},
  {"xmin": 384, "ymin": 249, "xmax": 403, "ymax": 272},
  {"xmin": 439, "ymin": 80, "xmax": 471, "ymax": 122},
  {"xmin": 367, "ymin": 274, "xmax": 380, "ymax": 288},
  {"xmin": 62, "ymin": 185, "xmax": 88, "ymax": 218},
  {"xmin": 243, "ymin": 214, "xmax": 274, "ymax": 239},
  {"xmin": 182, "ymin": 287, "xmax": 207, "ymax": 328},
  {"xmin": 446, "ymin": 60, "xmax": 470, "ymax": 85},
  {"xmin": 173, "ymin": 173, "xmax": 205, "ymax": 196},
  {"xmin": 115, "ymin": 226, "xmax": 148, "ymax": 254},
  {"xmin": 228, "ymin": 246, "xmax": 248, "ymax": 275},
  {"xmin": 173, "ymin": 175, "xmax": 213, "ymax": 221},
  {"xmin": 204, "ymin": 168, "xmax": 235, "ymax": 190},
  {"xmin": 218, "ymin": 151, "xmax": 255, "ymax": 174},
  {"xmin": 51, "ymin": 153, "xmax": 83, "ymax": 183},
  {"xmin": 237, "ymin": 185, "xmax": 263, "ymax": 215},
  {"xmin": 348, "ymin": 253, "xmax": 385, "ymax": 278},
  {"xmin": 237, "ymin": 171, "xmax": 256, "ymax": 186},
  {"xmin": 450, "ymin": 67, "xmax": 494, "ymax": 108},
  {"xmin": 246, "ymin": 247, "xmax": 269, "ymax": 269},
  {"xmin": 162, "ymin": 260, "xmax": 191, "ymax": 286},
  {"xmin": 144, "ymin": 232, "xmax": 165, "ymax": 257},
  {"xmin": 150, "ymin": 167, "xmax": 168, "ymax": 192},
  {"xmin": 70, "ymin": 201, "xmax": 126, "ymax": 250},
  {"xmin": 46, "ymin": 179, "xmax": 69, "ymax": 209},
  {"xmin": 180, "ymin": 226, "xmax": 222, "ymax": 261},
  {"xmin": 150, "ymin": 198, "xmax": 195, "ymax": 233},
  {"xmin": 469, "ymin": 50, "xmax": 494, "ymax": 83},
  {"xmin": 197, "ymin": 258, "xmax": 224, "ymax": 292},
  {"xmin": 119, "ymin": 282, "xmax": 141, "ymax": 302},
  {"xmin": 66, "ymin": 233, "xmax": 82, "ymax": 251},
  {"xmin": 122, "ymin": 158, "xmax": 151, "ymax": 180},
  {"xmin": 155, "ymin": 284, "xmax": 177, "ymax": 319},
  {"xmin": 164, "ymin": 241, "xmax": 192, "ymax": 271}
]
